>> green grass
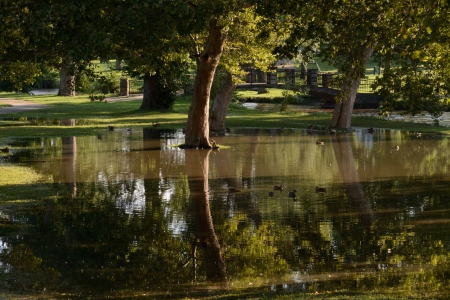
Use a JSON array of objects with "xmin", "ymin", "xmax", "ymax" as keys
[
  {"xmin": 235, "ymin": 88, "xmax": 286, "ymax": 99},
  {"xmin": 0, "ymin": 103, "xmax": 12, "ymax": 108},
  {"xmin": 0, "ymin": 92, "xmax": 449, "ymax": 143}
]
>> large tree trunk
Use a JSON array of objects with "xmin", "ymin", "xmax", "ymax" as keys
[
  {"xmin": 184, "ymin": 19, "xmax": 227, "ymax": 148},
  {"xmin": 140, "ymin": 72, "xmax": 158, "ymax": 110},
  {"xmin": 331, "ymin": 46, "xmax": 373, "ymax": 129},
  {"xmin": 58, "ymin": 56, "xmax": 75, "ymax": 96},
  {"xmin": 209, "ymin": 72, "xmax": 236, "ymax": 132}
]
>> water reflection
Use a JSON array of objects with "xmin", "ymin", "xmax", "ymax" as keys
[
  {"xmin": 186, "ymin": 149, "xmax": 227, "ymax": 283},
  {"xmin": 2, "ymin": 129, "xmax": 450, "ymax": 297},
  {"xmin": 331, "ymin": 133, "xmax": 374, "ymax": 228}
]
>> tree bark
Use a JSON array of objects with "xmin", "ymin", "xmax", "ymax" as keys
[
  {"xmin": 384, "ymin": 50, "xmax": 392, "ymax": 73},
  {"xmin": 115, "ymin": 58, "xmax": 122, "ymax": 70},
  {"xmin": 331, "ymin": 46, "xmax": 373, "ymax": 129},
  {"xmin": 209, "ymin": 72, "xmax": 236, "ymax": 132},
  {"xmin": 140, "ymin": 72, "xmax": 158, "ymax": 110},
  {"xmin": 184, "ymin": 19, "xmax": 227, "ymax": 148},
  {"xmin": 58, "ymin": 56, "xmax": 76, "ymax": 96}
]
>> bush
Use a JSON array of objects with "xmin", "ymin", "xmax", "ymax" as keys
[
  {"xmin": 76, "ymin": 66, "xmax": 120, "ymax": 94},
  {"xmin": 32, "ymin": 68, "xmax": 59, "ymax": 89},
  {"xmin": 89, "ymin": 94, "xmax": 106, "ymax": 102}
]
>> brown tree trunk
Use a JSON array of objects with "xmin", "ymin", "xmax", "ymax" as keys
[
  {"xmin": 331, "ymin": 46, "xmax": 373, "ymax": 129},
  {"xmin": 209, "ymin": 72, "xmax": 236, "ymax": 132},
  {"xmin": 115, "ymin": 58, "xmax": 122, "ymax": 70},
  {"xmin": 186, "ymin": 149, "xmax": 227, "ymax": 283},
  {"xmin": 184, "ymin": 19, "xmax": 227, "ymax": 148},
  {"xmin": 58, "ymin": 56, "xmax": 76, "ymax": 96},
  {"xmin": 140, "ymin": 72, "xmax": 158, "ymax": 110}
]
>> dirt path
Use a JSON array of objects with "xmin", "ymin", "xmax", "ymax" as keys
[
  {"xmin": 0, "ymin": 95, "xmax": 143, "ymax": 114},
  {"xmin": 0, "ymin": 99, "xmax": 51, "ymax": 114}
]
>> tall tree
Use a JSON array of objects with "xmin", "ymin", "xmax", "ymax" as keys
[
  {"xmin": 209, "ymin": 8, "xmax": 280, "ymax": 132},
  {"xmin": 0, "ymin": 0, "xmax": 113, "ymax": 96},
  {"xmin": 109, "ymin": 0, "xmax": 192, "ymax": 110},
  {"xmin": 257, "ymin": 0, "xmax": 449, "ymax": 129},
  {"xmin": 373, "ymin": 1, "xmax": 450, "ymax": 119},
  {"xmin": 182, "ymin": 1, "xmax": 276, "ymax": 148}
]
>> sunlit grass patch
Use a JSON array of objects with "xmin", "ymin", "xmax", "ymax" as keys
[
  {"xmin": 0, "ymin": 164, "xmax": 41, "ymax": 186},
  {"xmin": 236, "ymin": 88, "xmax": 286, "ymax": 99},
  {"xmin": 0, "ymin": 103, "xmax": 12, "ymax": 108}
]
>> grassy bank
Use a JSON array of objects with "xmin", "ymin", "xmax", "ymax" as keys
[{"xmin": 0, "ymin": 92, "xmax": 449, "ymax": 143}]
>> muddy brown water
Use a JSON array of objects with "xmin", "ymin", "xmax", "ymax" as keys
[{"xmin": 1, "ymin": 127, "xmax": 450, "ymax": 298}]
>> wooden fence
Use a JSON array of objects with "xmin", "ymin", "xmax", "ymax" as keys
[{"xmin": 122, "ymin": 70, "xmax": 377, "ymax": 96}]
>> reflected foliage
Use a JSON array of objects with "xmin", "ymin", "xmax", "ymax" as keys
[{"xmin": 2, "ymin": 130, "xmax": 450, "ymax": 297}]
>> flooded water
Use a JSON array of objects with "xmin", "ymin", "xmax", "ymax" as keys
[
  {"xmin": 243, "ymin": 102, "xmax": 450, "ymax": 126},
  {"xmin": 29, "ymin": 88, "xmax": 59, "ymax": 95},
  {"xmin": 2, "ymin": 128, "xmax": 450, "ymax": 298}
]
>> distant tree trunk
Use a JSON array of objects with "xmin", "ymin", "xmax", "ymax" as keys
[
  {"xmin": 115, "ymin": 58, "xmax": 122, "ymax": 70},
  {"xmin": 140, "ymin": 72, "xmax": 158, "ymax": 110},
  {"xmin": 209, "ymin": 72, "xmax": 236, "ymax": 132},
  {"xmin": 58, "ymin": 56, "xmax": 75, "ymax": 96},
  {"xmin": 184, "ymin": 19, "xmax": 227, "ymax": 148},
  {"xmin": 384, "ymin": 50, "xmax": 392, "ymax": 73},
  {"xmin": 331, "ymin": 46, "xmax": 373, "ymax": 129}
]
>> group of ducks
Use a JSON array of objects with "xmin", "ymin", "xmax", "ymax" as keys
[
  {"xmin": 1, "ymin": 147, "xmax": 10, "ymax": 153},
  {"xmin": 98, "ymin": 126, "xmax": 134, "ymax": 140},
  {"xmin": 269, "ymin": 185, "xmax": 327, "ymax": 199},
  {"xmin": 228, "ymin": 184, "xmax": 327, "ymax": 199},
  {"xmin": 368, "ymin": 127, "xmax": 401, "ymax": 150},
  {"xmin": 307, "ymin": 124, "xmax": 337, "ymax": 135}
]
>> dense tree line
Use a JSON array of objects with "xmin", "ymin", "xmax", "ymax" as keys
[{"xmin": 0, "ymin": 0, "xmax": 449, "ymax": 145}]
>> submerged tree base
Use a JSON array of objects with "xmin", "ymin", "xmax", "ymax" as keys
[{"xmin": 178, "ymin": 144, "xmax": 213, "ymax": 149}]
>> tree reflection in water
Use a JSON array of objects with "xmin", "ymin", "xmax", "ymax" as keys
[
  {"xmin": 185, "ymin": 149, "xmax": 228, "ymax": 284},
  {"xmin": 3, "ymin": 129, "xmax": 450, "ymax": 298},
  {"xmin": 331, "ymin": 133, "xmax": 374, "ymax": 228}
]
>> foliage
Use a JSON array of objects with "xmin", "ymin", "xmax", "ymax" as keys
[
  {"xmin": 0, "ymin": 61, "xmax": 41, "ymax": 91},
  {"xmin": 32, "ymin": 66, "xmax": 59, "ymax": 89},
  {"xmin": 76, "ymin": 62, "xmax": 120, "ymax": 94},
  {"xmin": 374, "ymin": 70, "xmax": 449, "ymax": 120},
  {"xmin": 372, "ymin": 2, "xmax": 450, "ymax": 119},
  {"xmin": 88, "ymin": 94, "xmax": 106, "ymax": 102},
  {"xmin": 148, "ymin": 71, "xmax": 178, "ymax": 110}
]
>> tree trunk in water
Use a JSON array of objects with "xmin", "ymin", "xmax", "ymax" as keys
[
  {"xmin": 184, "ymin": 19, "xmax": 227, "ymax": 148},
  {"xmin": 331, "ymin": 46, "xmax": 373, "ymax": 129},
  {"xmin": 58, "ymin": 56, "xmax": 75, "ymax": 96},
  {"xmin": 140, "ymin": 72, "xmax": 158, "ymax": 110},
  {"xmin": 209, "ymin": 72, "xmax": 236, "ymax": 132},
  {"xmin": 186, "ymin": 149, "xmax": 227, "ymax": 283}
]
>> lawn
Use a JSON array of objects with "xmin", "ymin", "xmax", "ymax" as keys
[{"xmin": 0, "ymin": 91, "xmax": 449, "ymax": 143}]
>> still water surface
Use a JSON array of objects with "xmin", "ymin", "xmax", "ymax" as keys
[{"xmin": 2, "ymin": 127, "xmax": 450, "ymax": 298}]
